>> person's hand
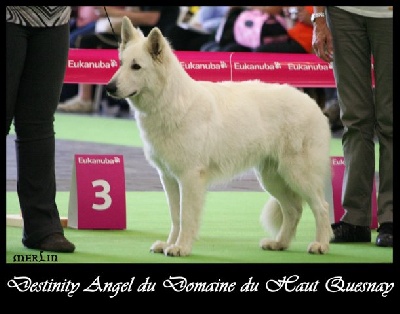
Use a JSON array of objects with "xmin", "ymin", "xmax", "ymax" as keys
[{"xmin": 312, "ymin": 20, "xmax": 334, "ymax": 63}]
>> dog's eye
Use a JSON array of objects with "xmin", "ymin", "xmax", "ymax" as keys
[{"xmin": 132, "ymin": 63, "xmax": 141, "ymax": 70}]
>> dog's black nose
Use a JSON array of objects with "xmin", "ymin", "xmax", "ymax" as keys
[{"xmin": 105, "ymin": 81, "xmax": 117, "ymax": 96}]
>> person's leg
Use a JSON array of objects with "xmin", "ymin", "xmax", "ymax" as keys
[
  {"xmin": 77, "ymin": 84, "xmax": 93, "ymax": 102},
  {"xmin": 369, "ymin": 17, "xmax": 393, "ymax": 225},
  {"xmin": 58, "ymin": 84, "xmax": 93, "ymax": 113},
  {"xmin": 368, "ymin": 16, "xmax": 393, "ymax": 246},
  {"xmin": 327, "ymin": 7, "xmax": 375, "ymax": 235},
  {"xmin": 7, "ymin": 23, "xmax": 75, "ymax": 251},
  {"xmin": 6, "ymin": 23, "xmax": 25, "ymax": 136}
]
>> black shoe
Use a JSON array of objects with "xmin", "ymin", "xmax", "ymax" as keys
[
  {"xmin": 331, "ymin": 222, "xmax": 371, "ymax": 243},
  {"xmin": 376, "ymin": 222, "xmax": 393, "ymax": 247},
  {"xmin": 26, "ymin": 233, "xmax": 75, "ymax": 253}
]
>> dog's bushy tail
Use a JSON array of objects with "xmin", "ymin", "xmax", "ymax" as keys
[{"xmin": 260, "ymin": 197, "xmax": 282, "ymax": 237}]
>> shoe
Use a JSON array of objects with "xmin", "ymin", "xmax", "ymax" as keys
[
  {"xmin": 26, "ymin": 233, "xmax": 76, "ymax": 253},
  {"xmin": 323, "ymin": 98, "xmax": 343, "ymax": 131},
  {"xmin": 331, "ymin": 221, "xmax": 371, "ymax": 243},
  {"xmin": 58, "ymin": 95, "xmax": 93, "ymax": 113},
  {"xmin": 376, "ymin": 222, "xmax": 393, "ymax": 247}
]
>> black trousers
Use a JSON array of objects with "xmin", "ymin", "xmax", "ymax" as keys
[
  {"xmin": 327, "ymin": 7, "xmax": 393, "ymax": 226},
  {"xmin": 6, "ymin": 22, "xmax": 70, "ymax": 247}
]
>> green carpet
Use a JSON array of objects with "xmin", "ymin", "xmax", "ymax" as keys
[
  {"xmin": 6, "ymin": 113, "xmax": 388, "ymax": 264},
  {"xmin": 6, "ymin": 191, "xmax": 392, "ymax": 263},
  {"xmin": 56, "ymin": 113, "xmax": 144, "ymax": 147}
]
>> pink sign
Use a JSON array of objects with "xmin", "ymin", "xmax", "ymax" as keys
[
  {"xmin": 65, "ymin": 49, "xmax": 119, "ymax": 84},
  {"xmin": 174, "ymin": 51, "xmax": 232, "ymax": 82},
  {"xmin": 67, "ymin": 154, "xmax": 126, "ymax": 229},
  {"xmin": 231, "ymin": 52, "xmax": 335, "ymax": 87},
  {"xmin": 329, "ymin": 156, "xmax": 378, "ymax": 229},
  {"xmin": 64, "ymin": 49, "xmax": 375, "ymax": 88},
  {"xmin": 64, "ymin": 49, "xmax": 337, "ymax": 87}
]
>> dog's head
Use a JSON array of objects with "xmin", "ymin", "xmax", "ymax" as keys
[{"xmin": 106, "ymin": 16, "xmax": 171, "ymax": 100}]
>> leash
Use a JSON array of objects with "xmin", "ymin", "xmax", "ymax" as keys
[{"xmin": 103, "ymin": 6, "xmax": 120, "ymax": 46}]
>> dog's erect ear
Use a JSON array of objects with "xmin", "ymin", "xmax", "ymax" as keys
[
  {"xmin": 119, "ymin": 16, "xmax": 144, "ymax": 51},
  {"xmin": 146, "ymin": 27, "xmax": 165, "ymax": 61}
]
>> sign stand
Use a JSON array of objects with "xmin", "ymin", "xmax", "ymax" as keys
[
  {"xmin": 67, "ymin": 154, "xmax": 126, "ymax": 229},
  {"xmin": 327, "ymin": 156, "xmax": 378, "ymax": 229}
]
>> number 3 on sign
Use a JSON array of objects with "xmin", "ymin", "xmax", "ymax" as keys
[
  {"xmin": 68, "ymin": 154, "xmax": 126, "ymax": 230},
  {"xmin": 92, "ymin": 179, "xmax": 112, "ymax": 210}
]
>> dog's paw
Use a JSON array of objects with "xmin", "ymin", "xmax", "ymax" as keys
[
  {"xmin": 259, "ymin": 238, "xmax": 288, "ymax": 251},
  {"xmin": 307, "ymin": 241, "xmax": 329, "ymax": 254},
  {"xmin": 164, "ymin": 244, "xmax": 191, "ymax": 257},
  {"xmin": 150, "ymin": 240, "xmax": 167, "ymax": 254}
]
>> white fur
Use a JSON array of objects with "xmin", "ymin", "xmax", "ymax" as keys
[{"xmin": 106, "ymin": 16, "xmax": 333, "ymax": 257}]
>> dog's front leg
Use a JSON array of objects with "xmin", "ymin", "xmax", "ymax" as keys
[
  {"xmin": 164, "ymin": 172, "xmax": 207, "ymax": 257},
  {"xmin": 150, "ymin": 172, "xmax": 180, "ymax": 254}
]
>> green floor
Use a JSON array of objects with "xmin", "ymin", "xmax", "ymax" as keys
[{"xmin": 6, "ymin": 190, "xmax": 392, "ymax": 263}]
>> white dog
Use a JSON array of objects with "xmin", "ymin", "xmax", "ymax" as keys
[{"xmin": 106, "ymin": 16, "xmax": 333, "ymax": 257}]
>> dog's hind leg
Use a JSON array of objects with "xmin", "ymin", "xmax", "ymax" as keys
[
  {"xmin": 150, "ymin": 172, "xmax": 181, "ymax": 254},
  {"xmin": 277, "ymin": 155, "xmax": 333, "ymax": 254},
  {"xmin": 257, "ymin": 163, "xmax": 303, "ymax": 251},
  {"xmin": 303, "ymin": 191, "xmax": 333, "ymax": 254}
]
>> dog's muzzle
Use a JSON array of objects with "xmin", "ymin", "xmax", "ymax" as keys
[{"xmin": 106, "ymin": 81, "xmax": 137, "ymax": 98}]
